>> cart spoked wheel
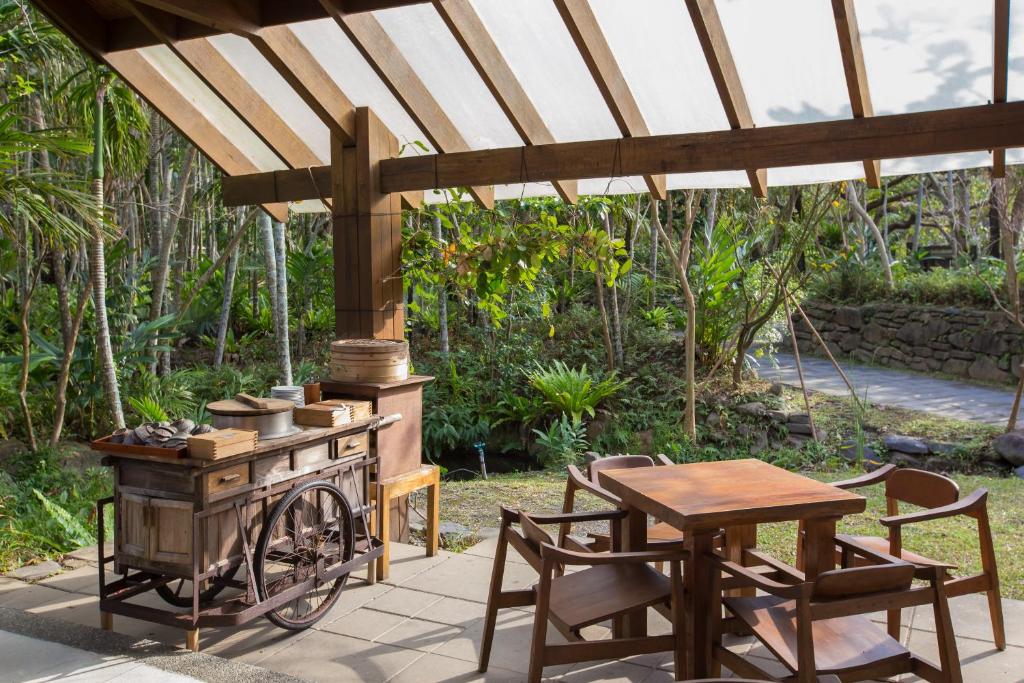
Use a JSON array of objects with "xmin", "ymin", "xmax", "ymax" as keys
[
  {"xmin": 155, "ymin": 569, "xmax": 237, "ymax": 608},
  {"xmin": 254, "ymin": 479, "xmax": 355, "ymax": 630}
]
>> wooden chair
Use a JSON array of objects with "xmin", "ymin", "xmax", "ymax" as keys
[
  {"xmin": 480, "ymin": 506, "xmax": 689, "ymax": 683},
  {"xmin": 811, "ymin": 465, "xmax": 1005, "ymax": 650},
  {"xmin": 560, "ymin": 454, "xmax": 685, "ymax": 552},
  {"xmin": 709, "ymin": 543, "xmax": 963, "ymax": 683}
]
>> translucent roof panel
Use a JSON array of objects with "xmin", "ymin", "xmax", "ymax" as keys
[
  {"xmin": 589, "ymin": 0, "xmax": 728, "ymax": 135},
  {"xmin": 883, "ymin": 152, "xmax": 992, "ymax": 176},
  {"xmin": 373, "ymin": 5, "xmax": 522, "ymax": 151},
  {"xmin": 470, "ymin": 0, "xmax": 620, "ymax": 143},
  {"xmin": 206, "ymin": 34, "xmax": 331, "ymax": 164},
  {"xmin": 137, "ymin": 46, "xmax": 284, "ymax": 172},
  {"xmin": 769, "ymin": 163, "xmax": 866, "ymax": 187},
  {"xmin": 290, "ymin": 18, "xmax": 432, "ymax": 155},
  {"xmin": 858, "ymin": 1, "xmax": 993, "ymax": 114},
  {"xmin": 668, "ymin": 171, "xmax": 749, "ymax": 190},
  {"xmin": 717, "ymin": 0, "xmax": 852, "ymax": 126},
  {"xmin": 493, "ymin": 183, "xmax": 559, "ymax": 201},
  {"xmin": 1008, "ymin": 1, "xmax": 1024, "ymax": 102}
]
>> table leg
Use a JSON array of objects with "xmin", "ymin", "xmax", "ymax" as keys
[
  {"xmin": 801, "ymin": 516, "xmax": 839, "ymax": 579},
  {"xmin": 686, "ymin": 530, "xmax": 716, "ymax": 679},
  {"xmin": 724, "ymin": 524, "xmax": 757, "ymax": 598},
  {"xmin": 618, "ymin": 505, "xmax": 648, "ymax": 638},
  {"xmin": 426, "ymin": 468, "xmax": 440, "ymax": 557}
]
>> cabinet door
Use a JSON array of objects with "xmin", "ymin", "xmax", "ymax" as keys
[
  {"xmin": 150, "ymin": 498, "xmax": 193, "ymax": 566},
  {"xmin": 118, "ymin": 493, "xmax": 149, "ymax": 559}
]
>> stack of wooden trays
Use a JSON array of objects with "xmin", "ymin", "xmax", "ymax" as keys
[
  {"xmin": 330, "ymin": 399, "xmax": 374, "ymax": 420},
  {"xmin": 330, "ymin": 339, "xmax": 409, "ymax": 383},
  {"xmin": 187, "ymin": 429, "xmax": 258, "ymax": 460},
  {"xmin": 294, "ymin": 401, "xmax": 353, "ymax": 427}
]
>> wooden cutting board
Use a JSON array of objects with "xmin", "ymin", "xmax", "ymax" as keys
[{"xmin": 206, "ymin": 397, "xmax": 294, "ymax": 416}]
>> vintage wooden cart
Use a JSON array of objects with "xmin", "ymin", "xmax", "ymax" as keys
[{"xmin": 94, "ymin": 415, "xmax": 398, "ymax": 651}]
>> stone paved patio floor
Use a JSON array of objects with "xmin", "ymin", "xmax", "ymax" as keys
[{"xmin": 3, "ymin": 540, "xmax": 1023, "ymax": 681}]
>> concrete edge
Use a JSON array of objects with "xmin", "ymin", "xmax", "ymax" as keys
[{"xmin": 0, "ymin": 607, "xmax": 303, "ymax": 683}]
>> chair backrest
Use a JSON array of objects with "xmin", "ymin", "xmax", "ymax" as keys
[
  {"xmin": 587, "ymin": 455, "xmax": 655, "ymax": 484},
  {"xmin": 885, "ymin": 468, "xmax": 959, "ymax": 510},
  {"xmin": 811, "ymin": 563, "xmax": 915, "ymax": 602}
]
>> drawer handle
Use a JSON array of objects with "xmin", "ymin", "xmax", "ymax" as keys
[
  {"xmin": 345, "ymin": 440, "xmax": 361, "ymax": 449},
  {"xmin": 219, "ymin": 473, "xmax": 241, "ymax": 483}
]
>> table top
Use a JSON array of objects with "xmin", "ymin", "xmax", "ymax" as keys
[{"xmin": 597, "ymin": 458, "xmax": 865, "ymax": 531}]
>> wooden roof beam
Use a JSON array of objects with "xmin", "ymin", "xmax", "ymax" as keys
[
  {"xmin": 318, "ymin": 0, "xmax": 494, "ymax": 208},
  {"xmin": 125, "ymin": 2, "xmax": 321, "ymax": 170},
  {"xmin": 552, "ymin": 0, "xmax": 666, "ymax": 200},
  {"xmin": 685, "ymin": 0, "xmax": 766, "ymax": 198},
  {"xmin": 221, "ymin": 102, "xmax": 1024, "ymax": 205},
  {"xmin": 130, "ymin": 1, "xmax": 359, "ymax": 144},
  {"xmin": 433, "ymin": 0, "xmax": 577, "ymax": 203},
  {"xmin": 993, "ymin": 0, "xmax": 1011, "ymax": 177},
  {"xmin": 832, "ymin": 0, "xmax": 882, "ymax": 188}
]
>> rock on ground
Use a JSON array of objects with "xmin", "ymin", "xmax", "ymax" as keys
[{"xmin": 993, "ymin": 431, "xmax": 1024, "ymax": 467}]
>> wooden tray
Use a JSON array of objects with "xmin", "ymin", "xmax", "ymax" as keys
[{"xmin": 90, "ymin": 434, "xmax": 188, "ymax": 459}]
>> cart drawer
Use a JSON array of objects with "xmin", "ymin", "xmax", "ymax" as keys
[
  {"xmin": 294, "ymin": 443, "xmax": 330, "ymax": 470},
  {"xmin": 206, "ymin": 463, "xmax": 250, "ymax": 495},
  {"xmin": 337, "ymin": 432, "xmax": 368, "ymax": 457}
]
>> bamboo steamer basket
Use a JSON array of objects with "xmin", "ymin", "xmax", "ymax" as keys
[{"xmin": 330, "ymin": 339, "xmax": 409, "ymax": 383}]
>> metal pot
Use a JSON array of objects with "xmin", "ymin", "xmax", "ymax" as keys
[{"xmin": 206, "ymin": 396, "xmax": 301, "ymax": 440}]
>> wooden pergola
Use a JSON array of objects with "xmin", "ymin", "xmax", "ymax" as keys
[{"xmin": 33, "ymin": 0, "xmax": 1020, "ymax": 342}]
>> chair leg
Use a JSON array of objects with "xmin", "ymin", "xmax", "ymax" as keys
[
  {"xmin": 887, "ymin": 607, "xmax": 902, "ymax": 642},
  {"xmin": 930, "ymin": 570, "xmax": 963, "ymax": 683},
  {"xmin": 479, "ymin": 528, "xmax": 510, "ymax": 673},
  {"xmin": 528, "ymin": 560, "xmax": 554, "ymax": 683},
  {"xmin": 977, "ymin": 510, "xmax": 1006, "ymax": 650}
]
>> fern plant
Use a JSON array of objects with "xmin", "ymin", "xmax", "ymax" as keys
[
  {"xmin": 532, "ymin": 416, "xmax": 589, "ymax": 468},
  {"xmin": 32, "ymin": 489, "xmax": 93, "ymax": 548},
  {"xmin": 127, "ymin": 395, "xmax": 169, "ymax": 423},
  {"xmin": 527, "ymin": 360, "xmax": 629, "ymax": 424}
]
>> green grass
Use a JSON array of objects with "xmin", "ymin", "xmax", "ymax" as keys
[{"xmin": 441, "ymin": 468, "xmax": 1024, "ymax": 599}]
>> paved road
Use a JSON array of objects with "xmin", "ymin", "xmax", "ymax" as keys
[{"xmin": 758, "ymin": 352, "xmax": 1017, "ymax": 425}]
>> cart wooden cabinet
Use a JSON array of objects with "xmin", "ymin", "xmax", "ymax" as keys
[{"xmin": 95, "ymin": 418, "xmax": 393, "ymax": 651}]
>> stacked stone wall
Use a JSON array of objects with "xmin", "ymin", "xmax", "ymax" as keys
[{"xmin": 793, "ymin": 301, "xmax": 1023, "ymax": 384}]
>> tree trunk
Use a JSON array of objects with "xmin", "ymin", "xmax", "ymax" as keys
[
  {"xmin": 434, "ymin": 214, "xmax": 449, "ymax": 355},
  {"xmin": 18, "ymin": 269, "xmax": 41, "ymax": 452},
  {"xmin": 602, "ymin": 212, "xmax": 624, "ymax": 367},
  {"xmin": 272, "ymin": 218, "xmax": 292, "ymax": 385},
  {"xmin": 847, "ymin": 182, "xmax": 894, "ymax": 288},
  {"xmin": 594, "ymin": 270, "xmax": 615, "ymax": 372},
  {"xmin": 214, "ymin": 240, "xmax": 239, "ymax": 368},
  {"xmin": 51, "ymin": 277, "xmax": 92, "ymax": 445},
  {"xmin": 649, "ymin": 197, "xmax": 659, "ymax": 306},
  {"xmin": 912, "ymin": 177, "xmax": 924, "ymax": 254},
  {"xmin": 90, "ymin": 81, "xmax": 125, "ymax": 429}
]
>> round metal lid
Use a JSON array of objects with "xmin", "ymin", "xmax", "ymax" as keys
[{"xmin": 206, "ymin": 397, "xmax": 294, "ymax": 416}]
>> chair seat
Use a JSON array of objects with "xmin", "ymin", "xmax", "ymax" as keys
[
  {"xmin": 843, "ymin": 535, "xmax": 957, "ymax": 570},
  {"xmin": 549, "ymin": 563, "xmax": 670, "ymax": 631},
  {"xmin": 588, "ymin": 521, "xmax": 685, "ymax": 546},
  {"xmin": 724, "ymin": 595, "xmax": 910, "ymax": 675}
]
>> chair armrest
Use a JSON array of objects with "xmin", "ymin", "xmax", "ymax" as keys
[
  {"xmin": 830, "ymin": 464, "xmax": 896, "ymax": 490},
  {"xmin": 540, "ymin": 542, "xmax": 689, "ymax": 566},
  {"xmin": 834, "ymin": 534, "xmax": 935, "ymax": 580},
  {"xmin": 880, "ymin": 489, "xmax": 987, "ymax": 528},
  {"xmin": 567, "ymin": 464, "xmax": 622, "ymax": 506},
  {"xmin": 527, "ymin": 509, "xmax": 629, "ymax": 526},
  {"xmin": 654, "ymin": 454, "xmax": 675, "ymax": 466},
  {"xmin": 708, "ymin": 553, "xmax": 810, "ymax": 599}
]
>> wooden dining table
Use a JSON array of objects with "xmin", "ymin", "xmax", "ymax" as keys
[{"xmin": 598, "ymin": 458, "xmax": 866, "ymax": 679}]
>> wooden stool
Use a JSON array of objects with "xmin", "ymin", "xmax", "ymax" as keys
[{"xmin": 373, "ymin": 464, "xmax": 440, "ymax": 581}]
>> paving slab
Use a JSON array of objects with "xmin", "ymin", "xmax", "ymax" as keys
[
  {"xmin": 761, "ymin": 352, "xmax": 1016, "ymax": 424},
  {"xmin": 258, "ymin": 628, "xmax": 424, "ymax": 681}
]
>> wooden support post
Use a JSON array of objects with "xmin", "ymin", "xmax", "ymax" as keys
[
  {"xmin": 185, "ymin": 628, "xmax": 200, "ymax": 652},
  {"xmin": 100, "ymin": 611, "xmax": 113, "ymax": 631},
  {"xmin": 332, "ymin": 107, "xmax": 405, "ymax": 341}
]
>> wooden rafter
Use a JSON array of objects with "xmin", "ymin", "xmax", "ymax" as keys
[
  {"xmin": 552, "ymin": 0, "xmax": 666, "ymax": 200},
  {"xmin": 684, "ymin": 0, "xmax": 766, "ymax": 198},
  {"xmin": 220, "ymin": 102, "xmax": 1024, "ymax": 205},
  {"xmin": 107, "ymin": 51, "xmax": 288, "ymax": 221},
  {"xmin": 318, "ymin": 0, "xmax": 494, "ymax": 208},
  {"xmin": 31, "ymin": 0, "xmax": 286, "ymax": 220},
  {"xmin": 432, "ymin": 0, "xmax": 577, "ymax": 203},
  {"xmin": 125, "ymin": 2, "xmax": 322, "ymax": 169},
  {"xmin": 993, "ymin": 0, "xmax": 1011, "ymax": 177},
  {"xmin": 832, "ymin": 0, "xmax": 881, "ymax": 188}
]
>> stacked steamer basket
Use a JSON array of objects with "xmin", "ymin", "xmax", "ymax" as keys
[{"xmin": 330, "ymin": 339, "xmax": 409, "ymax": 383}]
